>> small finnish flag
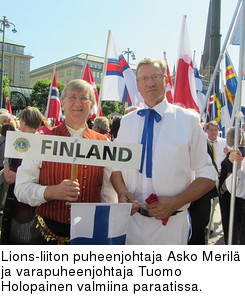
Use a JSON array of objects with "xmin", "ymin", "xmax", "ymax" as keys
[{"xmin": 70, "ymin": 203, "xmax": 132, "ymax": 245}]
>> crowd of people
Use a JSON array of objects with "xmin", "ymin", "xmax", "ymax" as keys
[{"xmin": 0, "ymin": 58, "xmax": 244, "ymax": 245}]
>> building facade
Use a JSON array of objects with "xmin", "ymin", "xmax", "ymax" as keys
[
  {"xmin": 0, "ymin": 37, "xmax": 33, "ymax": 87},
  {"xmin": 30, "ymin": 53, "xmax": 137, "ymax": 87}
]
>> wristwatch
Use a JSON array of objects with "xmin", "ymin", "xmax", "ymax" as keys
[{"xmin": 3, "ymin": 159, "xmax": 9, "ymax": 165}]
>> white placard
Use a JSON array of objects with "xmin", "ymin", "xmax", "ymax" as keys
[{"xmin": 4, "ymin": 131, "xmax": 142, "ymax": 169}]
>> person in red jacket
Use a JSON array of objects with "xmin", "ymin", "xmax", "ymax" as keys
[{"xmin": 15, "ymin": 80, "xmax": 107, "ymax": 244}]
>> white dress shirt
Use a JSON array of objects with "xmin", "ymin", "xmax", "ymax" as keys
[
  {"xmin": 226, "ymin": 158, "xmax": 245, "ymax": 199},
  {"xmin": 206, "ymin": 135, "xmax": 227, "ymax": 170},
  {"xmin": 113, "ymin": 99, "xmax": 216, "ymax": 244}
]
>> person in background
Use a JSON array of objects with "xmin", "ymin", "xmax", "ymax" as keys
[
  {"xmin": 110, "ymin": 116, "xmax": 122, "ymax": 141},
  {"xmin": 0, "ymin": 123, "xmax": 16, "ymax": 215},
  {"xmin": 188, "ymin": 140, "xmax": 219, "ymax": 245},
  {"xmin": 1, "ymin": 106, "xmax": 43, "ymax": 244},
  {"xmin": 0, "ymin": 123, "xmax": 16, "ymax": 171},
  {"xmin": 92, "ymin": 116, "xmax": 111, "ymax": 139},
  {"xmin": 205, "ymin": 121, "xmax": 227, "ymax": 171},
  {"xmin": 220, "ymin": 128, "xmax": 245, "ymax": 244},
  {"xmin": 110, "ymin": 58, "xmax": 216, "ymax": 245},
  {"xmin": 0, "ymin": 113, "xmax": 11, "ymax": 131},
  {"xmin": 14, "ymin": 80, "xmax": 108, "ymax": 244},
  {"xmin": 124, "ymin": 106, "xmax": 140, "ymax": 114}
]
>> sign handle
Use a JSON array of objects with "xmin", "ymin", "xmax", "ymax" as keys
[{"xmin": 71, "ymin": 164, "xmax": 78, "ymax": 181}]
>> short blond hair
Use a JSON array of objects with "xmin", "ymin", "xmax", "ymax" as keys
[{"xmin": 136, "ymin": 58, "xmax": 166, "ymax": 76}]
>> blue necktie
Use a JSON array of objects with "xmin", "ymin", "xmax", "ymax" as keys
[{"xmin": 137, "ymin": 108, "xmax": 162, "ymax": 178}]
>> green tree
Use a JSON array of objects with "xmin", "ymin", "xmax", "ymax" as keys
[
  {"xmin": 3, "ymin": 76, "xmax": 10, "ymax": 101},
  {"xmin": 96, "ymin": 84, "xmax": 125, "ymax": 118},
  {"xmin": 101, "ymin": 101, "xmax": 125, "ymax": 119},
  {"xmin": 31, "ymin": 79, "xmax": 65, "ymax": 114}
]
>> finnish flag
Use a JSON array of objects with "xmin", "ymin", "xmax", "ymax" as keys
[{"xmin": 70, "ymin": 203, "xmax": 132, "ymax": 245}]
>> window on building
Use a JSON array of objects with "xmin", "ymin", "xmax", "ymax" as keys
[
  {"xmin": 13, "ymin": 46, "xmax": 16, "ymax": 52},
  {"xmin": 20, "ymin": 71, "xmax": 25, "ymax": 80},
  {"xmin": 20, "ymin": 59, "xmax": 25, "ymax": 66},
  {"xmin": 4, "ymin": 56, "xmax": 9, "ymax": 64},
  {"xmin": 3, "ymin": 70, "xmax": 8, "ymax": 77}
]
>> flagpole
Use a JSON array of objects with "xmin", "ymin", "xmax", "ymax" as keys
[
  {"xmin": 228, "ymin": 0, "xmax": 245, "ymax": 245},
  {"xmin": 201, "ymin": 0, "xmax": 242, "ymax": 118},
  {"xmin": 97, "ymin": 30, "xmax": 111, "ymax": 117},
  {"xmin": 45, "ymin": 65, "xmax": 56, "ymax": 118}
]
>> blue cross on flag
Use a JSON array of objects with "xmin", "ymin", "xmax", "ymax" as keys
[{"xmin": 70, "ymin": 203, "xmax": 132, "ymax": 245}]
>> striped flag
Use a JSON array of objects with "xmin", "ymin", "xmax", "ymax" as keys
[
  {"xmin": 165, "ymin": 62, "xmax": 174, "ymax": 103},
  {"xmin": 70, "ymin": 203, "xmax": 132, "ymax": 245},
  {"xmin": 81, "ymin": 62, "xmax": 103, "ymax": 120},
  {"xmin": 194, "ymin": 63, "xmax": 206, "ymax": 119},
  {"xmin": 225, "ymin": 52, "xmax": 237, "ymax": 117},
  {"xmin": 100, "ymin": 31, "xmax": 144, "ymax": 108},
  {"xmin": 206, "ymin": 83, "xmax": 221, "ymax": 126},
  {"xmin": 45, "ymin": 69, "xmax": 62, "ymax": 126}
]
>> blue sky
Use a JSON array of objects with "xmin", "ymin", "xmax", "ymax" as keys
[{"xmin": 1, "ymin": 0, "xmax": 241, "ymax": 72}]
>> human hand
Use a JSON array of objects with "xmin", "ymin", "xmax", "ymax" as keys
[
  {"xmin": 146, "ymin": 195, "xmax": 177, "ymax": 220},
  {"xmin": 118, "ymin": 191, "xmax": 139, "ymax": 215},
  {"xmin": 44, "ymin": 179, "xmax": 80, "ymax": 202},
  {"xmin": 229, "ymin": 149, "xmax": 243, "ymax": 169},
  {"xmin": 223, "ymin": 146, "xmax": 229, "ymax": 155}
]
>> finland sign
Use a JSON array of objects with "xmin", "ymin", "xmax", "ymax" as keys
[{"xmin": 5, "ymin": 131, "xmax": 142, "ymax": 169}]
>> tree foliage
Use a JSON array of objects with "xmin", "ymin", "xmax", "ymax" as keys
[
  {"xmin": 31, "ymin": 79, "xmax": 65, "ymax": 114},
  {"xmin": 101, "ymin": 101, "xmax": 125, "ymax": 119},
  {"xmin": 3, "ymin": 76, "xmax": 10, "ymax": 99}
]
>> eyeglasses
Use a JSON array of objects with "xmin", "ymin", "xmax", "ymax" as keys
[
  {"xmin": 66, "ymin": 94, "xmax": 90, "ymax": 102},
  {"xmin": 137, "ymin": 74, "xmax": 166, "ymax": 84}
]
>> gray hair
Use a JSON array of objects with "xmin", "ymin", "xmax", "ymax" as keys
[
  {"xmin": 61, "ymin": 79, "xmax": 95, "ymax": 104},
  {"xmin": 226, "ymin": 127, "xmax": 245, "ymax": 147}
]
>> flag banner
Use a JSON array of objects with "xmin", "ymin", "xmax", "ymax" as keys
[
  {"xmin": 70, "ymin": 203, "xmax": 132, "ymax": 245},
  {"xmin": 230, "ymin": 8, "xmax": 241, "ymax": 45},
  {"xmin": 45, "ymin": 71, "xmax": 62, "ymax": 125},
  {"xmin": 194, "ymin": 64, "xmax": 206, "ymax": 118},
  {"xmin": 101, "ymin": 32, "xmax": 144, "ymax": 107},
  {"xmin": 225, "ymin": 52, "xmax": 237, "ymax": 117},
  {"xmin": 206, "ymin": 83, "xmax": 221, "ymax": 125},
  {"xmin": 81, "ymin": 62, "xmax": 102, "ymax": 120},
  {"xmin": 220, "ymin": 66, "xmax": 233, "ymax": 137},
  {"xmin": 5, "ymin": 131, "xmax": 142, "ymax": 169},
  {"xmin": 165, "ymin": 62, "xmax": 174, "ymax": 103},
  {"xmin": 173, "ymin": 16, "xmax": 199, "ymax": 112}
]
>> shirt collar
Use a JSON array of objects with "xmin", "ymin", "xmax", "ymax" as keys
[
  {"xmin": 66, "ymin": 125, "xmax": 86, "ymax": 137},
  {"xmin": 143, "ymin": 99, "xmax": 167, "ymax": 119}
]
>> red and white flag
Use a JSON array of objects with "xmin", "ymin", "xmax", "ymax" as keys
[
  {"xmin": 165, "ymin": 62, "xmax": 174, "ymax": 103},
  {"xmin": 45, "ymin": 69, "xmax": 62, "ymax": 126},
  {"xmin": 81, "ymin": 62, "xmax": 102, "ymax": 120},
  {"xmin": 173, "ymin": 16, "xmax": 199, "ymax": 112}
]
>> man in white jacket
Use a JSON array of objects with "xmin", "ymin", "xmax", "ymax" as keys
[{"xmin": 110, "ymin": 58, "xmax": 216, "ymax": 245}]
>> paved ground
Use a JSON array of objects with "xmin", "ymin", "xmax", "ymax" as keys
[{"xmin": 207, "ymin": 199, "xmax": 225, "ymax": 245}]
